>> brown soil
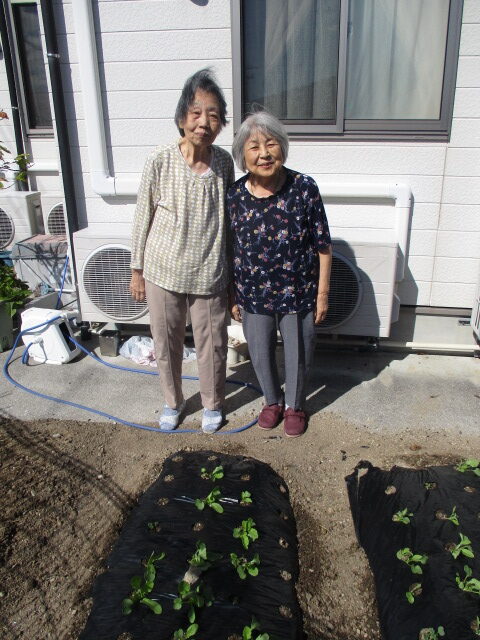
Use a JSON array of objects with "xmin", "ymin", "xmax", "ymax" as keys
[{"xmin": 1, "ymin": 412, "xmax": 479, "ymax": 640}]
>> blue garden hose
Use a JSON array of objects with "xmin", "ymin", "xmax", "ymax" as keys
[{"xmin": 3, "ymin": 316, "xmax": 261, "ymax": 435}]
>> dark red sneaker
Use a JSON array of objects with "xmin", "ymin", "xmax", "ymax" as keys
[
  {"xmin": 284, "ymin": 408, "xmax": 307, "ymax": 438},
  {"xmin": 257, "ymin": 404, "xmax": 284, "ymax": 430}
]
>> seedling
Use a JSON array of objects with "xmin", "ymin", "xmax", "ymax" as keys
[
  {"xmin": 436, "ymin": 506, "xmax": 459, "ymax": 526},
  {"xmin": 471, "ymin": 616, "xmax": 480, "ymax": 636},
  {"xmin": 122, "ymin": 551, "xmax": 165, "ymax": 615},
  {"xmin": 230, "ymin": 552, "xmax": 260, "ymax": 579},
  {"xmin": 242, "ymin": 617, "xmax": 270, "ymax": 640},
  {"xmin": 424, "ymin": 482, "xmax": 437, "ymax": 490},
  {"xmin": 147, "ymin": 521, "xmax": 161, "ymax": 533},
  {"xmin": 200, "ymin": 465, "xmax": 224, "ymax": 481},
  {"xmin": 456, "ymin": 564, "xmax": 480, "ymax": 595},
  {"xmin": 455, "ymin": 459, "xmax": 480, "ymax": 476},
  {"xmin": 173, "ymin": 580, "xmax": 213, "ymax": 624},
  {"xmin": 406, "ymin": 582, "xmax": 422, "ymax": 604},
  {"xmin": 173, "ymin": 623, "xmax": 198, "ymax": 639},
  {"xmin": 195, "ymin": 487, "xmax": 224, "ymax": 513},
  {"xmin": 233, "ymin": 518, "xmax": 259, "ymax": 550},
  {"xmin": 240, "ymin": 491, "xmax": 252, "ymax": 506},
  {"xmin": 418, "ymin": 627, "xmax": 445, "ymax": 640},
  {"xmin": 392, "ymin": 508, "xmax": 413, "ymax": 525},
  {"xmin": 188, "ymin": 541, "xmax": 222, "ymax": 571},
  {"xmin": 396, "ymin": 548, "xmax": 428, "ymax": 574},
  {"xmin": 448, "ymin": 532, "xmax": 474, "ymax": 559}
]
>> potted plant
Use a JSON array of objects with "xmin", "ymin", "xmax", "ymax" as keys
[{"xmin": 0, "ymin": 263, "xmax": 31, "ymax": 351}]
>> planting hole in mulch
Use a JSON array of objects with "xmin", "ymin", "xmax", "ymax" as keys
[{"xmin": 79, "ymin": 451, "xmax": 303, "ymax": 640}]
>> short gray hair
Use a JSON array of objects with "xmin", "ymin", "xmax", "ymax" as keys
[
  {"xmin": 232, "ymin": 111, "xmax": 289, "ymax": 172},
  {"xmin": 174, "ymin": 68, "xmax": 227, "ymax": 136}
]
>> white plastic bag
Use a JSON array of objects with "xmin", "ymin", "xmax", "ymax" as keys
[{"xmin": 119, "ymin": 336, "xmax": 196, "ymax": 366}]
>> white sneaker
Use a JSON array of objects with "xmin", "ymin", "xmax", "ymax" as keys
[
  {"xmin": 159, "ymin": 400, "xmax": 186, "ymax": 430},
  {"xmin": 201, "ymin": 408, "xmax": 223, "ymax": 434}
]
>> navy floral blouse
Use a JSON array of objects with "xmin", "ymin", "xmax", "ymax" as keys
[{"xmin": 227, "ymin": 168, "xmax": 331, "ymax": 315}]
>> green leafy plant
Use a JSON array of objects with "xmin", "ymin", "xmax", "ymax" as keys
[
  {"xmin": 446, "ymin": 506, "xmax": 459, "ymax": 526},
  {"xmin": 147, "ymin": 521, "xmax": 161, "ymax": 533},
  {"xmin": 173, "ymin": 580, "xmax": 213, "ymax": 624},
  {"xmin": 200, "ymin": 465, "xmax": 224, "ymax": 481},
  {"xmin": 406, "ymin": 582, "xmax": 422, "ymax": 604},
  {"xmin": 240, "ymin": 491, "xmax": 252, "ymax": 506},
  {"xmin": 0, "ymin": 110, "xmax": 30, "ymax": 189},
  {"xmin": 242, "ymin": 617, "xmax": 270, "ymax": 640},
  {"xmin": 233, "ymin": 518, "xmax": 259, "ymax": 550},
  {"xmin": 0, "ymin": 264, "xmax": 31, "ymax": 317},
  {"xmin": 173, "ymin": 623, "xmax": 199, "ymax": 639},
  {"xmin": 392, "ymin": 508, "xmax": 413, "ymax": 525},
  {"xmin": 396, "ymin": 548, "xmax": 428, "ymax": 575},
  {"xmin": 122, "ymin": 551, "xmax": 165, "ymax": 615},
  {"xmin": 418, "ymin": 627, "xmax": 445, "ymax": 640},
  {"xmin": 195, "ymin": 487, "xmax": 224, "ymax": 513},
  {"xmin": 455, "ymin": 459, "xmax": 480, "ymax": 476},
  {"xmin": 424, "ymin": 482, "xmax": 437, "ymax": 490},
  {"xmin": 456, "ymin": 564, "xmax": 480, "ymax": 595},
  {"xmin": 448, "ymin": 532, "xmax": 474, "ymax": 559},
  {"xmin": 187, "ymin": 541, "xmax": 222, "ymax": 571},
  {"xmin": 230, "ymin": 552, "xmax": 260, "ymax": 579},
  {"xmin": 471, "ymin": 616, "xmax": 480, "ymax": 636}
]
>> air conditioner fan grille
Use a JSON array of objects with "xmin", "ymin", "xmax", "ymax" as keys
[
  {"xmin": 83, "ymin": 246, "xmax": 148, "ymax": 321},
  {"xmin": 316, "ymin": 252, "xmax": 361, "ymax": 330},
  {"xmin": 0, "ymin": 208, "xmax": 14, "ymax": 249},
  {"xmin": 47, "ymin": 204, "xmax": 66, "ymax": 235}
]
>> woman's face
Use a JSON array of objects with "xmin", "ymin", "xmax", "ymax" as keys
[
  {"xmin": 243, "ymin": 130, "xmax": 283, "ymax": 179},
  {"xmin": 180, "ymin": 89, "xmax": 222, "ymax": 148}
]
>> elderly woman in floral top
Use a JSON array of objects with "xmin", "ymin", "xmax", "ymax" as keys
[{"xmin": 227, "ymin": 111, "xmax": 332, "ymax": 437}]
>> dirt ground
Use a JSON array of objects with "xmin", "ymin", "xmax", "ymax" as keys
[{"xmin": 1, "ymin": 409, "xmax": 479, "ymax": 640}]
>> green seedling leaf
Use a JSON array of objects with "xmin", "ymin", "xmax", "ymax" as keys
[
  {"xmin": 194, "ymin": 498, "xmax": 205, "ymax": 511},
  {"xmin": 392, "ymin": 508, "xmax": 413, "ymax": 525},
  {"xmin": 121, "ymin": 598, "xmax": 133, "ymax": 615},
  {"xmin": 122, "ymin": 550, "xmax": 165, "ymax": 615},
  {"xmin": 200, "ymin": 465, "xmax": 224, "ymax": 481},
  {"xmin": 141, "ymin": 597, "xmax": 162, "ymax": 614},
  {"xmin": 233, "ymin": 518, "xmax": 259, "ymax": 550},
  {"xmin": 396, "ymin": 547, "xmax": 428, "ymax": 575},
  {"xmin": 456, "ymin": 565, "xmax": 480, "ymax": 595},
  {"xmin": 240, "ymin": 491, "xmax": 252, "ymax": 505},
  {"xmin": 211, "ymin": 502, "xmax": 224, "ymax": 513},
  {"xmin": 456, "ymin": 458, "xmax": 480, "ymax": 473},
  {"xmin": 450, "ymin": 532, "xmax": 475, "ymax": 560},
  {"xmin": 188, "ymin": 540, "xmax": 222, "ymax": 570}
]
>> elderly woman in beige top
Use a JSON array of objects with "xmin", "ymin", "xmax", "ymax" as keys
[{"xmin": 130, "ymin": 69, "xmax": 234, "ymax": 433}]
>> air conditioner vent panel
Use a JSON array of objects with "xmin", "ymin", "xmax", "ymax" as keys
[
  {"xmin": 317, "ymin": 252, "xmax": 362, "ymax": 329},
  {"xmin": 47, "ymin": 204, "xmax": 66, "ymax": 235},
  {"xmin": 82, "ymin": 245, "xmax": 148, "ymax": 321},
  {"xmin": 0, "ymin": 208, "xmax": 15, "ymax": 250}
]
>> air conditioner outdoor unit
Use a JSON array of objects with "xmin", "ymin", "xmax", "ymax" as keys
[
  {"xmin": 0, "ymin": 191, "xmax": 43, "ymax": 251},
  {"xmin": 471, "ymin": 265, "xmax": 480, "ymax": 341},
  {"xmin": 40, "ymin": 195, "xmax": 67, "ymax": 235},
  {"xmin": 73, "ymin": 228, "xmax": 149, "ymax": 324},
  {"xmin": 316, "ymin": 240, "xmax": 399, "ymax": 338}
]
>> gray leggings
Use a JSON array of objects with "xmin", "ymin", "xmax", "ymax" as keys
[{"xmin": 242, "ymin": 310, "xmax": 315, "ymax": 410}]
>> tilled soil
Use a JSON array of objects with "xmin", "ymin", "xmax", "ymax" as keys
[{"xmin": 1, "ymin": 411, "xmax": 479, "ymax": 640}]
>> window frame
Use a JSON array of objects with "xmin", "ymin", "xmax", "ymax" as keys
[{"xmin": 231, "ymin": 0, "xmax": 464, "ymax": 140}]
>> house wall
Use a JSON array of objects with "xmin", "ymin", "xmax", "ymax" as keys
[{"xmin": 2, "ymin": 0, "xmax": 479, "ymax": 314}]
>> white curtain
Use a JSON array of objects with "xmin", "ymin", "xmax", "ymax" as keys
[
  {"xmin": 243, "ymin": 0, "xmax": 341, "ymax": 120},
  {"xmin": 346, "ymin": 0, "xmax": 450, "ymax": 119}
]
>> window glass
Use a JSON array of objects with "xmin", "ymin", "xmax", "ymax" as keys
[
  {"xmin": 13, "ymin": 3, "xmax": 52, "ymax": 130},
  {"xmin": 243, "ymin": 0, "xmax": 341, "ymax": 122},
  {"xmin": 346, "ymin": 0, "xmax": 450, "ymax": 119}
]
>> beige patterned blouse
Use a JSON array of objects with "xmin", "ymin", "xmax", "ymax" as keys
[{"xmin": 130, "ymin": 142, "xmax": 235, "ymax": 294}]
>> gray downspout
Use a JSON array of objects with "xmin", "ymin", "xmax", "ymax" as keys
[
  {"xmin": 0, "ymin": 0, "xmax": 27, "ymax": 190},
  {"xmin": 39, "ymin": 0, "xmax": 79, "ymax": 275}
]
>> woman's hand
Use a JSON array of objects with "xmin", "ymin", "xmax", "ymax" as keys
[
  {"xmin": 130, "ymin": 269, "xmax": 146, "ymax": 303},
  {"xmin": 230, "ymin": 303, "xmax": 242, "ymax": 322},
  {"xmin": 314, "ymin": 291, "xmax": 329, "ymax": 324}
]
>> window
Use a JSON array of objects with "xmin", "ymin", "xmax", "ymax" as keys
[
  {"xmin": 232, "ymin": 0, "xmax": 464, "ymax": 138},
  {"xmin": 12, "ymin": 1, "xmax": 52, "ymax": 132}
]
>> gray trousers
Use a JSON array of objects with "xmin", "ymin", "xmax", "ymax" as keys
[{"xmin": 242, "ymin": 310, "xmax": 316, "ymax": 410}]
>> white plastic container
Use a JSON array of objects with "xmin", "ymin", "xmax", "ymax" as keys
[
  {"xmin": 20, "ymin": 307, "xmax": 80, "ymax": 364},
  {"xmin": 227, "ymin": 324, "xmax": 249, "ymax": 365}
]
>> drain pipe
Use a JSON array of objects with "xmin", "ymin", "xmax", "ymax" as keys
[
  {"xmin": 39, "ymin": 0, "xmax": 79, "ymax": 276},
  {"xmin": 0, "ymin": 0, "xmax": 27, "ymax": 190}
]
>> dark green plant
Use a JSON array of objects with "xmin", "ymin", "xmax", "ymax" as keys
[
  {"xmin": 392, "ymin": 508, "xmax": 413, "ymax": 524},
  {"xmin": 195, "ymin": 487, "xmax": 224, "ymax": 513},
  {"xmin": 418, "ymin": 627, "xmax": 445, "ymax": 640},
  {"xmin": 455, "ymin": 459, "xmax": 480, "ymax": 476},
  {"xmin": 187, "ymin": 541, "xmax": 222, "ymax": 571},
  {"xmin": 406, "ymin": 582, "xmax": 422, "ymax": 604},
  {"xmin": 122, "ymin": 551, "xmax": 165, "ymax": 615},
  {"xmin": 449, "ymin": 532, "xmax": 474, "ymax": 559},
  {"xmin": 396, "ymin": 548, "xmax": 428, "ymax": 575},
  {"xmin": 200, "ymin": 465, "xmax": 224, "ymax": 481},
  {"xmin": 147, "ymin": 521, "xmax": 161, "ymax": 533},
  {"xmin": 0, "ymin": 111, "xmax": 30, "ymax": 188},
  {"xmin": 242, "ymin": 617, "xmax": 270, "ymax": 640},
  {"xmin": 233, "ymin": 517, "xmax": 259, "ymax": 550},
  {"xmin": 230, "ymin": 552, "xmax": 260, "ymax": 579},
  {"xmin": 173, "ymin": 580, "xmax": 213, "ymax": 624},
  {"xmin": 446, "ymin": 506, "xmax": 459, "ymax": 526},
  {"xmin": 0, "ymin": 264, "xmax": 30, "ymax": 317},
  {"xmin": 456, "ymin": 565, "xmax": 480, "ymax": 595},
  {"xmin": 240, "ymin": 490, "xmax": 252, "ymax": 506},
  {"xmin": 173, "ymin": 623, "xmax": 198, "ymax": 639}
]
